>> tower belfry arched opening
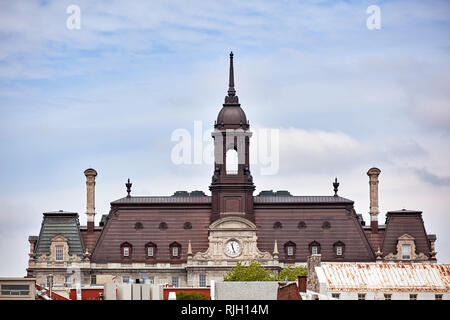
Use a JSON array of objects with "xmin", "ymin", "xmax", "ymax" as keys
[{"xmin": 210, "ymin": 52, "xmax": 255, "ymax": 222}]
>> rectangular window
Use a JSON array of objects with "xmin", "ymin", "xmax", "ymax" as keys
[
  {"xmin": 199, "ymin": 274, "xmax": 207, "ymax": 287},
  {"xmin": 148, "ymin": 247, "xmax": 154, "ymax": 257},
  {"xmin": 122, "ymin": 276, "xmax": 129, "ymax": 284},
  {"xmin": 91, "ymin": 275, "xmax": 97, "ymax": 285},
  {"xmin": 384, "ymin": 294, "xmax": 392, "ymax": 300},
  {"xmin": 64, "ymin": 276, "xmax": 72, "ymax": 287},
  {"xmin": 55, "ymin": 245, "xmax": 64, "ymax": 261},
  {"xmin": 123, "ymin": 247, "xmax": 129, "ymax": 257},
  {"xmin": 410, "ymin": 294, "xmax": 417, "ymax": 300},
  {"xmin": 331, "ymin": 293, "xmax": 340, "ymax": 299},
  {"xmin": 312, "ymin": 246, "xmax": 318, "ymax": 255},
  {"xmin": 402, "ymin": 244, "xmax": 411, "ymax": 260},
  {"xmin": 1, "ymin": 285, "xmax": 30, "ymax": 296},
  {"xmin": 435, "ymin": 294, "xmax": 443, "ymax": 300},
  {"xmin": 172, "ymin": 247, "xmax": 179, "ymax": 257},
  {"xmin": 336, "ymin": 246, "xmax": 343, "ymax": 256},
  {"xmin": 287, "ymin": 246, "xmax": 294, "ymax": 256},
  {"xmin": 171, "ymin": 277, "xmax": 179, "ymax": 287},
  {"xmin": 148, "ymin": 276, "xmax": 154, "ymax": 284},
  {"xmin": 358, "ymin": 293, "xmax": 366, "ymax": 300}
]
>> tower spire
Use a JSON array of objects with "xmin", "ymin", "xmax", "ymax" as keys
[
  {"xmin": 228, "ymin": 51, "xmax": 235, "ymax": 96},
  {"xmin": 225, "ymin": 51, "xmax": 239, "ymax": 104}
]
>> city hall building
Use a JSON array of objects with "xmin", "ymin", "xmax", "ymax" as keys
[{"xmin": 26, "ymin": 53, "xmax": 438, "ymax": 288}]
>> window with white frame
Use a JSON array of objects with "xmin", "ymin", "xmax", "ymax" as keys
[
  {"xmin": 172, "ymin": 277, "xmax": 179, "ymax": 287},
  {"xmin": 123, "ymin": 247, "xmax": 129, "ymax": 257},
  {"xmin": 402, "ymin": 244, "xmax": 411, "ymax": 260},
  {"xmin": 148, "ymin": 246, "xmax": 154, "ymax": 257},
  {"xmin": 64, "ymin": 276, "xmax": 72, "ymax": 287},
  {"xmin": 336, "ymin": 246, "xmax": 343, "ymax": 256},
  {"xmin": 199, "ymin": 274, "xmax": 206, "ymax": 287},
  {"xmin": 287, "ymin": 246, "xmax": 294, "ymax": 256},
  {"xmin": 312, "ymin": 246, "xmax": 318, "ymax": 255},
  {"xmin": 172, "ymin": 246, "xmax": 179, "ymax": 257},
  {"xmin": 55, "ymin": 245, "xmax": 64, "ymax": 261}
]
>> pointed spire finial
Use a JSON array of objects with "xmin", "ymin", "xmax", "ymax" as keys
[
  {"xmin": 126, "ymin": 178, "xmax": 132, "ymax": 197},
  {"xmin": 225, "ymin": 51, "xmax": 239, "ymax": 104}
]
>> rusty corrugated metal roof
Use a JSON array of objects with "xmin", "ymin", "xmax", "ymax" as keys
[{"xmin": 320, "ymin": 263, "xmax": 450, "ymax": 292}]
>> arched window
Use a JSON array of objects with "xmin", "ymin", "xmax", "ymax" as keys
[
  {"xmin": 309, "ymin": 241, "xmax": 321, "ymax": 255},
  {"xmin": 226, "ymin": 149, "xmax": 238, "ymax": 174},
  {"xmin": 169, "ymin": 242, "xmax": 181, "ymax": 259},
  {"xmin": 284, "ymin": 241, "xmax": 296, "ymax": 258},
  {"xmin": 120, "ymin": 242, "xmax": 132, "ymax": 258},
  {"xmin": 145, "ymin": 242, "xmax": 157, "ymax": 258}
]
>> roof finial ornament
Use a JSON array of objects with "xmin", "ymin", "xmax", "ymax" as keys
[
  {"xmin": 225, "ymin": 51, "xmax": 239, "ymax": 104},
  {"xmin": 333, "ymin": 177, "xmax": 339, "ymax": 196},
  {"xmin": 126, "ymin": 178, "xmax": 132, "ymax": 197}
]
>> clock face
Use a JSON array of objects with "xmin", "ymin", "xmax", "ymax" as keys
[{"xmin": 225, "ymin": 240, "xmax": 241, "ymax": 256}]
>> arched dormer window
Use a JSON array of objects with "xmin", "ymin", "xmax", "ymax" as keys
[
  {"xmin": 120, "ymin": 242, "xmax": 132, "ymax": 258},
  {"xmin": 333, "ymin": 241, "xmax": 345, "ymax": 257},
  {"xmin": 284, "ymin": 241, "xmax": 296, "ymax": 258},
  {"xmin": 226, "ymin": 149, "xmax": 238, "ymax": 174},
  {"xmin": 309, "ymin": 241, "xmax": 321, "ymax": 255},
  {"xmin": 145, "ymin": 242, "xmax": 157, "ymax": 258},
  {"xmin": 169, "ymin": 242, "xmax": 181, "ymax": 259}
]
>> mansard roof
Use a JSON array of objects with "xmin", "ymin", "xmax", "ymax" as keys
[
  {"xmin": 110, "ymin": 195, "xmax": 353, "ymax": 206},
  {"xmin": 34, "ymin": 211, "xmax": 85, "ymax": 258}
]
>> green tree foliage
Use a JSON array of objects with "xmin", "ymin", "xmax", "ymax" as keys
[
  {"xmin": 223, "ymin": 261, "xmax": 307, "ymax": 281},
  {"xmin": 276, "ymin": 265, "xmax": 307, "ymax": 281},
  {"xmin": 223, "ymin": 261, "xmax": 273, "ymax": 281},
  {"xmin": 175, "ymin": 291, "xmax": 209, "ymax": 300}
]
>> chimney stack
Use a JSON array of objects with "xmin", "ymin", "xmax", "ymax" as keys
[
  {"xmin": 84, "ymin": 168, "xmax": 98, "ymax": 233},
  {"xmin": 367, "ymin": 167, "xmax": 381, "ymax": 233}
]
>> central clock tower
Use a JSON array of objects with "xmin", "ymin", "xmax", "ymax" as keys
[{"xmin": 210, "ymin": 52, "xmax": 255, "ymax": 222}]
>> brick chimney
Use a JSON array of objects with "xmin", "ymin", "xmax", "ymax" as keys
[
  {"xmin": 367, "ymin": 167, "xmax": 381, "ymax": 233},
  {"xmin": 84, "ymin": 168, "xmax": 98, "ymax": 233}
]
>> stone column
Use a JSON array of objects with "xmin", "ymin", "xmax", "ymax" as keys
[
  {"xmin": 84, "ymin": 168, "xmax": 98, "ymax": 233},
  {"xmin": 367, "ymin": 167, "xmax": 381, "ymax": 233}
]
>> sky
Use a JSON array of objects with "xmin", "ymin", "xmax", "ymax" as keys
[{"xmin": 0, "ymin": 0, "xmax": 449, "ymax": 276}]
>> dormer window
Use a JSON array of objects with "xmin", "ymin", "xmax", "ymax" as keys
[
  {"xmin": 145, "ymin": 242, "xmax": 157, "ymax": 258},
  {"xmin": 169, "ymin": 242, "xmax": 181, "ymax": 259},
  {"xmin": 402, "ymin": 244, "xmax": 411, "ymax": 260},
  {"xmin": 120, "ymin": 242, "xmax": 132, "ymax": 258},
  {"xmin": 55, "ymin": 245, "xmax": 64, "ymax": 261},
  {"xmin": 284, "ymin": 241, "xmax": 296, "ymax": 258},
  {"xmin": 309, "ymin": 241, "xmax": 321, "ymax": 255},
  {"xmin": 333, "ymin": 241, "xmax": 345, "ymax": 257}
]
